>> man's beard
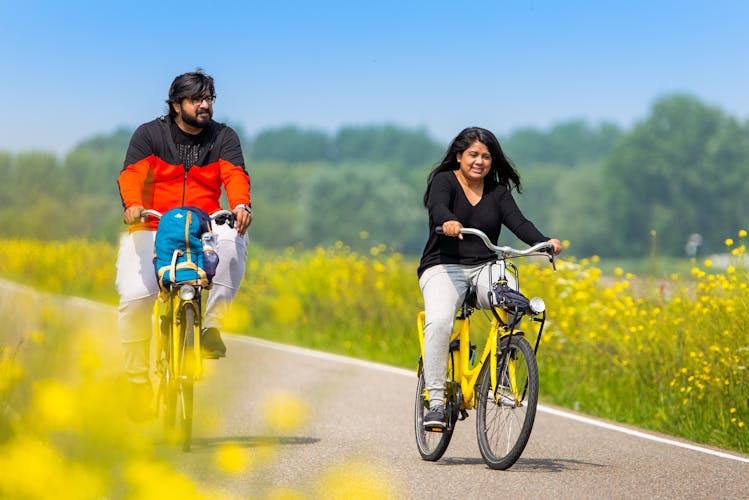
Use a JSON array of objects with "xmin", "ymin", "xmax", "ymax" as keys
[{"xmin": 182, "ymin": 109, "xmax": 212, "ymax": 129}]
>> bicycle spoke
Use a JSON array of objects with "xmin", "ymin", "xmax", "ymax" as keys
[{"xmin": 476, "ymin": 336, "xmax": 538, "ymax": 470}]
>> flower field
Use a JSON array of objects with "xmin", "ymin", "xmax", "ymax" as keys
[
  {"xmin": 0, "ymin": 279, "xmax": 396, "ymax": 498},
  {"xmin": 0, "ymin": 229, "xmax": 747, "ymax": 498}
]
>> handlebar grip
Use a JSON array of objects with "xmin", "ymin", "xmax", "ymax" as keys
[{"xmin": 213, "ymin": 213, "xmax": 235, "ymax": 229}]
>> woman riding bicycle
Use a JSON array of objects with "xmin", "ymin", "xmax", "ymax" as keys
[{"xmin": 417, "ymin": 126, "xmax": 562, "ymax": 430}]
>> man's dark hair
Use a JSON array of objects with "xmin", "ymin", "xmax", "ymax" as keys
[{"xmin": 166, "ymin": 69, "xmax": 216, "ymax": 118}]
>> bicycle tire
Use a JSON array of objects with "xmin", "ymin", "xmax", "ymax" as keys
[
  {"xmin": 475, "ymin": 335, "xmax": 538, "ymax": 470},
  {"xmin": 178, "ymin": 304, "xmax": 197, "ymax": 452},
  {"xmin": 414, "ymin": 364, "xmax": 454, "ymax": 461},
  {"xmin": 160, "ymin": 378, "xmax": 177, "ymax": 433},
  {"xmin": 158, "ymin": 322, "xmax": 177, "ymax": 437}
]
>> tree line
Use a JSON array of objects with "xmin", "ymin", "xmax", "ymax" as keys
[{"xmin": 1, "ymin": 93, "xmax": 746, "ymax": 258}]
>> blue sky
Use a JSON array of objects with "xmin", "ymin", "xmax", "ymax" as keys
[{"xmin": 3, "ymin": 0, "xmax": 747, "ymax": 155}]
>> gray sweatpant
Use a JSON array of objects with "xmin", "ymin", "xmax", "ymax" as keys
[
  {"xmin": 115, "ymin": 221, "xmax": 248, "ymax": 384},
  {"xmin": 418, "ymin": 262, "xmax": 517, "ymax": 408}
]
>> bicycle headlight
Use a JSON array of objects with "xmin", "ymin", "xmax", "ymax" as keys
[
  {"xmin": 179, "ymin": 284, "xmax": 196, "ymax": 301},
  {"xmin": 529, "ymin": 297, "xmax": 545, "ymax": 314}
]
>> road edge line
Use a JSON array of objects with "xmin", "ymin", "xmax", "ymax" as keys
[{"xmin": 231, "ymin": 334, "xmax": 749, "ymax": 465}]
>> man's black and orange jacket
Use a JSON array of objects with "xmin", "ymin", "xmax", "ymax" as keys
[{"xmin": 118, "ymin": 116, "xmax": 251, "ymax": 232}]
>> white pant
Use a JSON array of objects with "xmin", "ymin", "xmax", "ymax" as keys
[
  {"xmin": 418, "ymin": 262, "xmax": 517, "ymax": 407},
  {"xmin": 115, "ymin": 222, "xmax": 248, "ymax": 383}
]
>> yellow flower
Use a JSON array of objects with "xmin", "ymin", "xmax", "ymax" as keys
[
  {"xmin": 268, "ymin": 488, "xmax": 306, "ymax": 500},
  {"xmin": 125, "ymin": 459, "xmax": 202, "ymax": 499},
  {"xmin": 315, "ymin": 460, "xmax": 400, "ymax": 499},
  {"xmin": 739, "ymin": 229, "xmax": 747, "ymax": 238},
  {"xmin": 263, "ymin": 391, "xmax": 309, "ymax": 432},
  {"xmin": 703, "ymin": 259, "xmax": 713, "ymax": 268},
  {"xmin": 725, "ymin": 238, "xmax": 734, "ymax": 247},
  {"xmin": 272, "ymin": 293, "xmax": 303, "ymax": 324},
  {"xmin": 33, "ymin": 380, "xmax": 77, "ymax": 430},
  {"xmin": 0, "ymin": 437, "xmax": 106, "ymax": 499},
  {"xmin": 215, "ymin": 442, "xmax": 252, "ymax": 474}
]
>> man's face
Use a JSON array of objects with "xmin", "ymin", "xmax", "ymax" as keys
[{"xmin": 175, "ymin": 95, "xmax": 214, "ymax": 129}]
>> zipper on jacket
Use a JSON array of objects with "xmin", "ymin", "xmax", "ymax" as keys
[{"xmin": 181, "ymin": 170, "xmax": 188, "ymax": 206}]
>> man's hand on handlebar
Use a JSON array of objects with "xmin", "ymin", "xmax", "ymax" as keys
[
  {"xmin": 123, "ymin": 205, "xmax": 146, "ymax": 224},
  {"xmin": 232, "ymin": 208, "xmax": 252, "ymax": 237}
]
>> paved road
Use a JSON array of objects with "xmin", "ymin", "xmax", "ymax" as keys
[
  {"xmin": 172, "ymin": 335, "xmax": 749, "ymax": 499},
  {"xmin": 2, "ymin": 280, "xmax": 747, "ymax": 498}
]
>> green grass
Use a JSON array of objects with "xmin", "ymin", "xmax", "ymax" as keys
[{"xmin": 1, "ymin": 238, "xmax": 747, "ymax": 455}]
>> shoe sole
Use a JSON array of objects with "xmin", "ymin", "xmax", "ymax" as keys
[
  {"xmin": 201, "ymin": 351, "xmax": 226, "ymax": 359},
  {"xmin": 423, "ymin": 420, "xmax": 446, "ymax": 432}
]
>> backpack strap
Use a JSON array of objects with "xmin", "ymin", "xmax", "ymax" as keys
[{"xmin": 157, "ymin": 249, "xmax": 184, "ymax": 290}]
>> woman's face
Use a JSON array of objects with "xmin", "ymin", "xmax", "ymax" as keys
[{"xmin": 456, "ymin": 141, "xmax": 492, "ymax": 181}]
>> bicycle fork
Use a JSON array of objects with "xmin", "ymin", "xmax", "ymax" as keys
[
  {"xmin": 490, "ymin": 312, "xmax": 526, "ymax": 408},
  {"xmin": 154, "ymin": 292, "xmax": 204, "ymax": 382}
]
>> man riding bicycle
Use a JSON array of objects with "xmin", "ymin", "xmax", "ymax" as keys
[{"xmin": 116, "ymin": 70, "xmax": 252, "ymax": 420}]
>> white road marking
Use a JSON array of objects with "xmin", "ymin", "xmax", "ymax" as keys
[{"xmin": 232, "ymin": 334, "xmax": 749, "ymax": 465}]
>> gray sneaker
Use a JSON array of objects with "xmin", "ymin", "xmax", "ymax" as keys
[{"xmin": 423, "ymin": 405, "xmax": 446, "ymax": 431}]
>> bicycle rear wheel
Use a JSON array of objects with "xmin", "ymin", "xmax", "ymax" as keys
[
  {"xmin": 414, "ymin": 364, "xmax": 454, "ymax": 461},
  {"xmin": 476, "ymin": 335, "xmax": 538, "ymax": 470}
]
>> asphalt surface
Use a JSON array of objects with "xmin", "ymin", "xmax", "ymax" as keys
[
  {"xmin": 2, "ymin": 279, "xmax": 747, "ymax": 499},
  {"xmin": 171, "ymin": 335, "xmax": 749, "ymax": 499}
]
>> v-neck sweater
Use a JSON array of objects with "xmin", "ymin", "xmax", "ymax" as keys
[{"xmin": 417, "ymin": 170, "xmax": 548, "ymax": 277}]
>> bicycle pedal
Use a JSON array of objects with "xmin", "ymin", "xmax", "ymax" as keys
[
  {"xmin": 425, "ymin": 425, "xmax": 445, "ymax": 433},
  {"xmin": 459, "ymin": 409, "xmax": 470, "ymax": 420}
]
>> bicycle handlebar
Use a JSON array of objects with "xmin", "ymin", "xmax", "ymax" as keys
[
  {"xmin": 436, "ymin": 226, "xmax": 554, "ymax": 262},
  {"xmin": 140, "ymin": 209, "xmax": 236, "ymax": 227}
]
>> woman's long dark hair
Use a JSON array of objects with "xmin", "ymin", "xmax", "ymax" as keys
[{"xmin": 423, "ymin": 127, "xmax": 522, "ymax": 207}]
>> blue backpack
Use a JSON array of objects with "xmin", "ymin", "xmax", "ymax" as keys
[{"xmin": 153, "ymin": 207, "xmax": 214, "ymax": 290}]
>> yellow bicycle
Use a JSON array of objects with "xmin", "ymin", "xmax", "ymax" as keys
[
  {"xmin": 142, "ymin": 208, "xmax": 235, "ymax": 452},
  {"xmin": 415, "ymin": 227, "xmax": 555, "ymax": 469}
]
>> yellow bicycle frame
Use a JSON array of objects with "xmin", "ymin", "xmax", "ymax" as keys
[
  {"xmin": 153, "ymin": 291, "xmax": 203, "ymax": 381},
  {"xmin": 417, "ymin": 307, "xmax": 521, "ymax": 411}
]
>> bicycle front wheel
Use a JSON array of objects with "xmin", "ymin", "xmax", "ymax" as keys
[
  {"xmin": 476, "ymin": 335, "xmax": 538, "ymax": 470},
  {"xmin": 414, "ymin": 364, "xmax": 454, "ymax": 461},
  {"xmin": 177, "ymin": 304, "xmax": 197, "ymax": 451}
]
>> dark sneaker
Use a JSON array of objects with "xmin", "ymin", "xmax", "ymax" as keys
[
  {"xmin": 201, "ymin": 327, "xmax": 226, "ymax": 359},
  {"xmin": 127, "ymin": 381, "xmax": 154, "ymax": 422},
  {"xmin": 423, "ymin": 406, "xmax": 446, "ymax": 431}
]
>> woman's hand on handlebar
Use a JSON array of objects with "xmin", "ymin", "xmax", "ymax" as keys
[
  {"xmin": 123, "ymin": 205, "xmax": 146, "ymax": 224},
  {"xmin": 547, "ymin": 238, "xmax": 563, "ymax": 255},
  {"xmin": 442, "ymin": 220, "xmax": 464, "ymax": 240}
]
